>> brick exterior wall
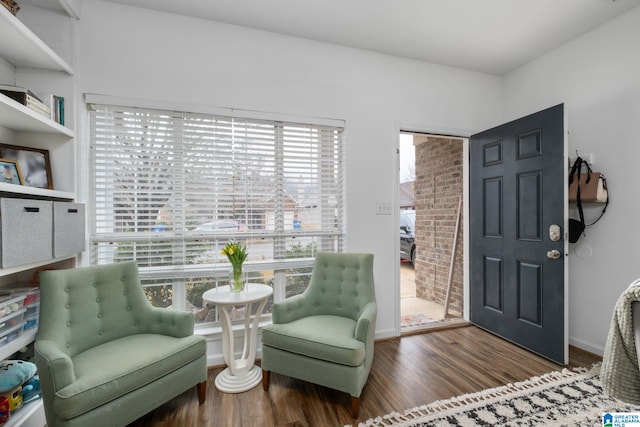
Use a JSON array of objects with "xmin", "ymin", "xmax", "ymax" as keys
[{"xmin": 414, "ymin": 136, "xmax": 464, "ymax": 314}]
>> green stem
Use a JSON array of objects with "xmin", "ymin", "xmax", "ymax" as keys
[{"xmin": 232, "ymin": 264, "xmax": 244, "ymax": 292}]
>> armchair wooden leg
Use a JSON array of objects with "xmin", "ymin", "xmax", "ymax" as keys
[
  {"xmin": 351, "ymin": 396, "xmax": 360, "ymax": 418},
  {"xmin": 262, "ymin": 369, "xmax": 270, "ymax": 391},
  {"xmin": 197, "ymin": 381, "xmax": 206, "ymax": 404}
]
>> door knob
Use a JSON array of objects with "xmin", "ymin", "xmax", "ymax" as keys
[{"xmin": 547, "ymin": 249, "xmax": 561, "ymax": 260}]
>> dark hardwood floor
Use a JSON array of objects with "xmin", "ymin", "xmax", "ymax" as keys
[{"xmin": 127, "ymin": 325, "xmax": 601, "ymax": 427}]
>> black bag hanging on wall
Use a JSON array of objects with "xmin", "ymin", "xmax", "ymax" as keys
[
  {"xmin": 569, "ymin": 157, "xmax": 586, "ymax": 243},
  {"xmin": 569, "ymin": 211, "xmax": 585, "ymax": 243}
]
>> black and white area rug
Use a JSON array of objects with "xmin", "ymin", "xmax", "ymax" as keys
[{"xmin": 351, "ymin": 364, "xmax": 638, "ymax": 427}]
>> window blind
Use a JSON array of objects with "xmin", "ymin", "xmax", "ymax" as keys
[{"xmin": 89, "ymin": 103, "xmax": 345, "ymax": 323}]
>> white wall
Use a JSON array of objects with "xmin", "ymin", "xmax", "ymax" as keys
[
  {"xmin": 0, "ymin": 57, "xmax": 15, "ymax": 84},
  {"xmin": 77, "ymin": 0, "xmax": 503, "ymax": 361},
  {"xmin": 503, "ymin": 6, "xmax": 640, "ymax": 354}
]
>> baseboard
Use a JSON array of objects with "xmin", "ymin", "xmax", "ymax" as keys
[
  {"xmin": 374, "ymin": 328, "xmax": 398, "ymax": 340},
  {"xmin": 569, "ymin": 337, "xmax": 604, "ymax": 357}
]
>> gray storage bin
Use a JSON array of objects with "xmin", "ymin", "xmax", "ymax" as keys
[
  {"xmin": 0, "ymin": 198, "xmax": 53, "ymax": 268},
  {"xmin": 53, "ymin": 201, "xmax": 85, "ymax": 257}
]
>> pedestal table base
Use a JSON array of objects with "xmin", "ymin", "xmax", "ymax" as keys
[{"xmin": 215, "ymin": 365, "xmax": 262, "ymax": 393}]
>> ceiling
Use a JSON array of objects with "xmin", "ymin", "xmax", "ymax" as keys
[{"xmin": 103, "ymin": 0, "xmax": 640, "ymax": 75}]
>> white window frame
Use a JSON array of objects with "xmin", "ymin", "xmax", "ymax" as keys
[{"xmin": 87, "ymin": 97, "xmax": 346, "ymax": 326}]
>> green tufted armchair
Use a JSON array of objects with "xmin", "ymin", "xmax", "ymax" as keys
[
  {"xmin": 261, "ymin": 252, "xmax": 377, "ymax": 417},
  {"xmin": 35, "ymin": 261, "xmax": 207, "ymax": 427}
]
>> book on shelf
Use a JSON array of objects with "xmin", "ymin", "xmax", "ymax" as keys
[
  {"xmin": 0, "ymin": 84, "xmax": 42, "ymax": 102},
  {"xmin": 0, "ymin": 85, "xmax": 66, "ymax": 125},
  {"xmin": 0, "ymin": 86, "xmax": 51, "ymax": 119},
  {"xmin": 49, "ymin": 95, "xmax": 65, "ymax": 126}
]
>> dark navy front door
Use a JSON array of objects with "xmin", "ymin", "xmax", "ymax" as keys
[{"xmin": 470, "ymin": 104, "xmax": 567, "ymax": 364}]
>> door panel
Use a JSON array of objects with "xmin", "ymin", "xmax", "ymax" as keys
[
  {"xmin": 483, "ymin": 256, "xmax": 503, "ymax": 311},
  {"xmin": 470, "ymin": 104, "xmax": 567, "ymax": 364},
  {"xmin": 517, "ymin": 171, "xmax": 541, "ymax": 240},
  {"xmin": 483, "ymin": 177, "xmax": 503, "ymax": 238}
]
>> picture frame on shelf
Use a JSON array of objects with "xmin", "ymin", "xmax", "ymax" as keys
[
  {"xmin": 0, "ymin": 144, "xmax": 53, "ymax": 189},
  {"xmin": 0, "ymin": 158, "xmax": 23, "ymax": 185}
]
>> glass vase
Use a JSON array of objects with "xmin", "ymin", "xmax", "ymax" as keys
[{"xmin": 230, "ymin": 264, "xmax": 246, "ymax": 293}]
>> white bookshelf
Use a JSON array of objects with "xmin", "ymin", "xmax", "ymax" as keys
[
  {"xmin": 0, "ymin": 182, "xmax": 75, "ymax": 201},
  {"xmin": 0, "ymin": 94, "xmax": 74, "ymax": 136},
  {"xmin": 0, "ymin": 328, "xmax": 36, "ymax": 361},
  {"xmin": 18, "ymin": 0, "xmax": 80, "ymax": 19},
  {"xmin": 0, "ymin": 328, "xmax": 43, "ymax": 427},
  {"xmin": 0, "ymin": 3, "xmax": 79, "ymax": 426},
  {"xmin": 5, "ymin": 399, "xmax": 45, "ymax": 427},
  {"xmin": 0, "ymin": 6, "xmax": 73, "ymax": 74},
  {"xmin": 0, "ymin": 256, "xmax": 76, "ymax": 278}
]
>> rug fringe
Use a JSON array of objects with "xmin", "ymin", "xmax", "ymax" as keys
[{"xmin": 348, "ymin": 363, "xmax": 602, "ymax": 427}]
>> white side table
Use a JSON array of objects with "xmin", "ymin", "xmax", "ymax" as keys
[{"xmin": 202, "ymin": 283, "xmax": 273, "ymax": 393}]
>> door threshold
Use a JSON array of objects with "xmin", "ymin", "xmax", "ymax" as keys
[{"xmin": 401, "ymin": 318, "xmax": 470, "ymax": 337}]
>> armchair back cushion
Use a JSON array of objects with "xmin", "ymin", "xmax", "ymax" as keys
[
  {"xmin": 39, "ymin": 260, "xmax": 182, "ymax": 357},
  {"xmin": 272, "ymin": 251, "xmax": 376, "ymax": 324}
]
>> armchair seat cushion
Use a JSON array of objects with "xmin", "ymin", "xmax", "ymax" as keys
[
  {"xmin": 262, "ymin": 315, "xmax": 364, "ymax": 367},
  {"xmin": 53, "ymin": 334, "xmax": 205, "ymax": 420}
]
